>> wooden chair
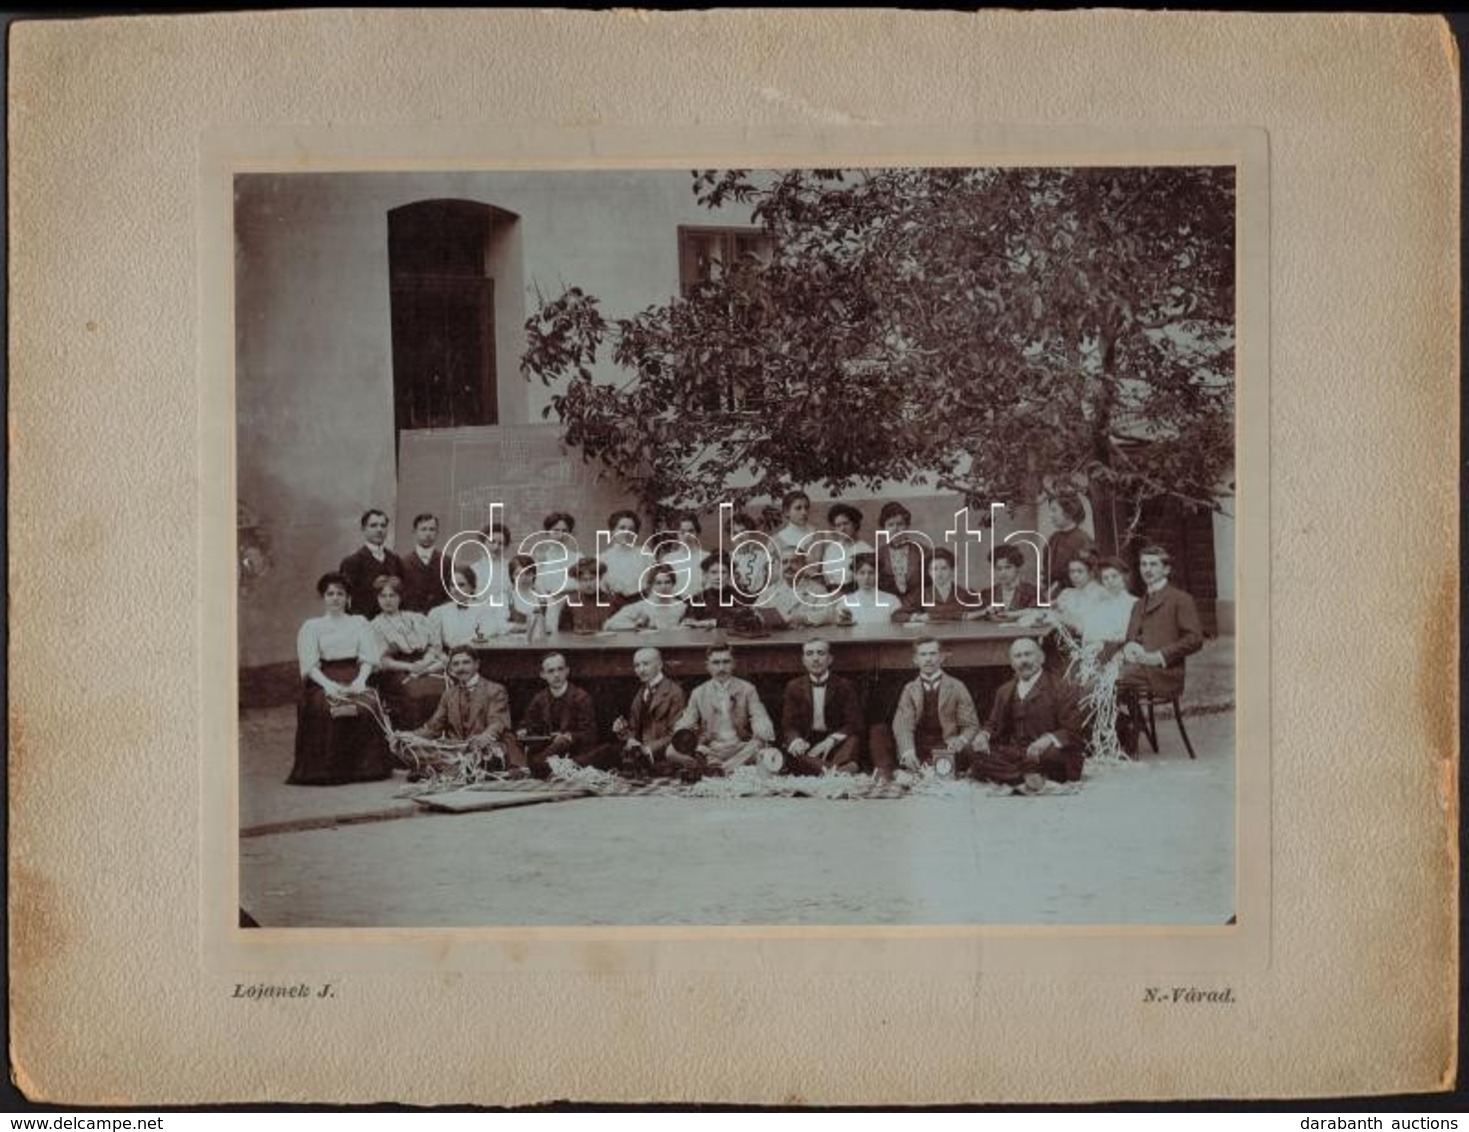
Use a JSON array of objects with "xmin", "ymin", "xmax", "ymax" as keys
[{"xmin": 1119, "ymin": 688, "xmax": 1197, "ymax": 759}]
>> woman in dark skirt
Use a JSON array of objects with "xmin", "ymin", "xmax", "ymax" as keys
[
  {"xmin": 286, "ymin": 572, "xmax": 394, "ymax": 786},
  {"xmin": 368, "ymin": 574, "xmax": 445, "ymax": 729}
]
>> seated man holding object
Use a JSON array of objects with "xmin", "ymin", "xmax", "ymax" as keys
[
  {"xmin": 601, "ymin": 646, "xmax": 690, "ymax": 778},
  {"xmin": 391, "ymin": 646, "xmax": 529, "ymax": 779},
  {"xmin": 517, "ymin": 652, "xmax": 599, "ymax": 777},
  {"xmin": 887, "ymin": 637, "xmax": 980, "ymax": 777}
]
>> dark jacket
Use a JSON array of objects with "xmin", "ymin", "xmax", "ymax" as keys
[
  {"xmin": 521, "ymin": 683, "xmax": 598, "ymax": 755},
  {"xmin": 780, "ymin": 673, "xmax": 864, "ymax": 744},
  {"xmin": 339, "ymin": 545, "xmax": 403, "ymax": 620},
  {"xmin": 1124, "ymin": 583, "xmax": 1205, "ymax": 699},
  {"xmin": 398, "ymin": 549, "xmax": 449, "ymax": 615},
  {"xmin": 982, "ymin": 671, "xmax": 1086, "ymax": 752},
  {"xmin": 978, "ymin": 581, "xmax": 1040, "ymax": 614},
  {"xmin": 626, "ymin": 677, "xmax": 687, "ymax": 759}
]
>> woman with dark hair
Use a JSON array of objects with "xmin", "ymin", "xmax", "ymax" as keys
[
  {"xmin": 429, "ymin": 563, "xmax": 509, "ymax": 648},
  {"xmin": 369, "ymin": 574, "xmax": 445, "ymax": 729},
  {"xmin": 1085, "ymin": 555, "xmax": 1139, "ymax": 647},
  {"xmin": 604, "ymin": 562, "xmax": 690, "ymax": 631},
  {"xmin": 979, "ymin": 544, "xmax": 1040, "ymax": 617},
  {"xmin": 685, "ymin": 552, "xmax": 752, "ymax": 630},
  {"xmin": 1044, "ymin": 494, "xmax": 1093, "ymax": 598},
  {"xmin": 286, "ymin": 572, "xmax": 394, "ymax": 786},
  {"xmin": 1023, "ymin": 551, "xmax": 1106, "ymax": 633},
  {"xmin": 533, "ymin": 512, "xmax": 581, "ymax": 600},
  {"xmin": 875, "ymin": 500, "xmax": 926, "ymax": 609},
  {"xmin": 601, "ymin": 508, "xmax": 652, "ymax": 600},
  {"xmin": 892, "ymin": 547, "xmax": 985, "ymax": 623},
  {"xmin": 841, "ymin": 553, "xmax": 902, "ymax": 625},
  {"xmin": 814, "ymin": 502, "xmax": 873, "ymax": 590}
]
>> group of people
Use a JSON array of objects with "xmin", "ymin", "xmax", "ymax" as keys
[
  {"xmin": 382, "ymin": 635, "xmax": 1090, "ymax": 791},
  {"xmin": 285, "ymin": 494, "xmax": 1205, "ymax": 787}
]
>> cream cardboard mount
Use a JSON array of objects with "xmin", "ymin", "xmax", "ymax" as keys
[{"xmin": 7, "ymin": 10, "xmax": 1458, "ymax": 1106}]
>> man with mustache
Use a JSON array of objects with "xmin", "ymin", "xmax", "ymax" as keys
[{"xmin": 970, "ymin": 636, "xmax": 1087, "ymax": 790}]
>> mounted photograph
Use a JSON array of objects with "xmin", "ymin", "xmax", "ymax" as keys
[{"xmin": 233, "ymin": 163, "xmax": 1238, "ymax": 929}]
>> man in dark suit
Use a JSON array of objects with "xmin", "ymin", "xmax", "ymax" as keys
[
  {"xmin": 398, "ymin": 512, "xmax": 449, "ymax": 614},
  {"xmin": 979, "ymin": 544, "xmax": 1040, "ymax": 616},
  {"xmin": 339, "ymin": 508, "xmax": 403, "ymax": 620},
  {"xmin": 970, "ymin": 637, "xmax": 1087, "ymax": 789},
  {"xmin": 600, "ymin": 646, "xmax": 689, "ymax": 777},
  {"xmin": 1117, "ymin": 544, "xmax": 1205, "ymax": 702},
  {"xmin": 518, "ymin": 652, "xmax": 599, "ymax": 777},
  {"xmin": 778, "ymin": 638, "xmax": 863, "ymax": 775}
]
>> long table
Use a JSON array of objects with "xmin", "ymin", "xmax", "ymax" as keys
[{"xmin": 472, "ymin": 620, "xmax": 1043, "ymax": 683}]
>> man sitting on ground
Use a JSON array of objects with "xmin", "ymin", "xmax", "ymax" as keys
[
  {"xmin": 592, "ymin": 646, "xmax": 691, "ymax": 778},
  {"xmin": 887, "ymin": 636, "xmax": 980, "ymax": 777},
  {"xmin": 391, "ymin": 646, "xmax": 529, "ymax": 779},
  {"xmin": 517, "ymin": 652, "xmax": 599, "ymax": 777},
  {"xmin": 671, "ymin": 644, "xmax": 779, "ymax": 773},
  {"xmin": 777, "ymin": 638, "xmax": 863, "ymax": 776},
  {"xmin": 970, "ymin": 637, "xmax": 1086, "ymax": 791}
]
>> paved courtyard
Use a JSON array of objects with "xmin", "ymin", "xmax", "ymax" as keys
[{"xmin": 239, "ymin": 640, "xmax": 1235, "ymax": 928}]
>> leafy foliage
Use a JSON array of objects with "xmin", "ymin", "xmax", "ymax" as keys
[{"xmin": 521, "ymin": 166, "xmax": 1235, "ymax": 522}]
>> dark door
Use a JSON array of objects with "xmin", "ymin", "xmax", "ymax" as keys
[{"xmin": 389, "ymin": 275, "xmax": 496, "ymax": 433}]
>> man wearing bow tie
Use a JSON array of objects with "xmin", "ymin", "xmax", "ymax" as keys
[{"xmin": 778, "ymin": 638, "xmax": 864, "ymax": 775}]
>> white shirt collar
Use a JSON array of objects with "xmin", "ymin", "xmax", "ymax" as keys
[
  {"xmin": 1017, "ymin": 671, "xmax": 1043, "ymax": 698},
  {"xmin": 415, "ymin": 546, "xmax": 435, "ymax": 562},
  {"xmin": 1147, "ymin": 579, "xmax": 1169, "ymax": 595},
  {"xmin": 363, "ymin": 542, "xmax": 386, "ymax": 559},
  {"xmin": 459, "ymin": 674, "xmax": 481, "ymax": 691}
]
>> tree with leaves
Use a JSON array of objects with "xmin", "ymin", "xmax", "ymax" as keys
[{"xmin": 520, "ymin": 165, "xmax": 1234, "ymax": 532}]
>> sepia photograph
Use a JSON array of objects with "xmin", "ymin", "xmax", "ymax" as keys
[
  {"xmin": 234, "ymin": 164, "xmax": 1238, "ymax": 929},
  {"xmin": 11, "ymin": 7, "xmax": 1457, "ymax": 1108}
]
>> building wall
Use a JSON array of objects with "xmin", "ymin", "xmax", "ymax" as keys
[
  {"xmin": 235, "ymin": 169, "xmax": 1236, "ymax": 669},
  {"xmin": 1213, "ymin": 508, "xmax": 1235, "ymax": 635},
  {"xmin": 235, "ymin": 170, "xmax": 756, "ymax": 667}
]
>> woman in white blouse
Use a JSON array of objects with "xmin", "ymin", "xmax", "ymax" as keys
[
  {"xmin": 1021, "ymin": 552, "xmax": 1107, "ymax": 635},
  {"xmin": 600, "ymin": 509, "xmax": 654, "ymax": 602},
  {"xmin": 1053, "ymin": 553, "xmax": 1109, "ymax": 633},
  {"xmin": 429, "ymin": 564, "xmax": 510, "ymax": 649},
  {"xmin": 605, "ymin": 563, "xmax": 690, "ymax": 632},
  {"xmin": 287, "ymin": 572, "xmax": 394, "ymax": 786},
  {"xmin": 369, "ymin": 574, "xmax": 445, "ymax": 729},
  {"xmin": 841, "ymin": 554, "xmax": 902, "ymax": 625},
  {"xmin": 1081, "ymin": 556, "xmax": 1139, "ymax": 650}
]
